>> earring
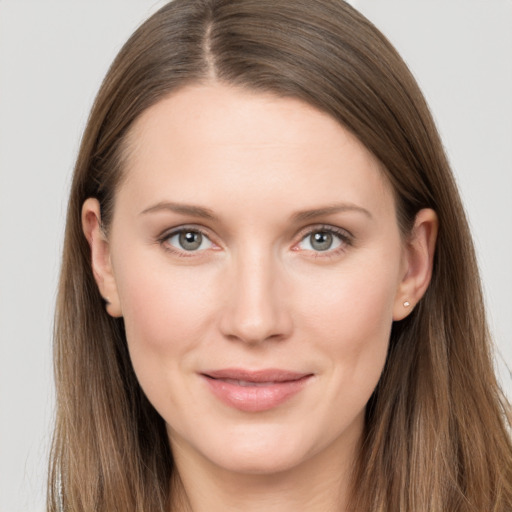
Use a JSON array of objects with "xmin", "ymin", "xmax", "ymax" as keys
[{"xmin": 403, "ymin": 300, "xmax": 411, "ymax": 308}]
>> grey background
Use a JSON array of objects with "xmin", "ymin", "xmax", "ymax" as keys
[{"xmin": 0, "ymin": 1, "xmax": 510, "ymax": 510}]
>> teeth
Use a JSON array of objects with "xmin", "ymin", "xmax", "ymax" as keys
[
  {"xmin": 223, "ymin": 379, "xmax": 277, "ymax": 387},
  {"xmin": 238, "ymin": 380, "xmax": 275, "ymax": 387}
]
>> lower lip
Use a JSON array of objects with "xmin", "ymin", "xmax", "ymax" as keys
[{"xmin": 202, "ymin": 375, "xmax": 312, "ymax": 412}]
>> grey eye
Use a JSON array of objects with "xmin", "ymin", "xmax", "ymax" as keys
[
  {"xmin": 167, "ymin": 230, "xmax": 213, "ymax": 252},
  {"xmin": 310, "ymin": 231, "xmax": 333, "ymax": 251},
  {"xmin": 179, "ymin": 231, "xmax": 203, "ymax": 250},
  {"xmin": 299, "ymin": 230, "xmax": 343, "ymax": 252}
]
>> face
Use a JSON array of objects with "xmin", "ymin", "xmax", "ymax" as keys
[{"xmin": 88, "ymin": 84, "xmax": 416, "ymax": 477}]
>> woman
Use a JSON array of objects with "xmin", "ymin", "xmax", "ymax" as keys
[{"xmin": 48, "ymin": 0, "xmax": 512, "ymax": 510}]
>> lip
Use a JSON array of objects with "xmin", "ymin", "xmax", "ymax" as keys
[{"xmin": 201, "ymin": 368, "xmax": 313, "ymax": 412}]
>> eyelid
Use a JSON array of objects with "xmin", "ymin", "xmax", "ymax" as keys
[
  {"xmin": 296, "ymin": 223, "xmax": 353, "ymax": 241},
  {"xmin": 293, "ymin": 224, "xmax": 354, "ymax": 254},
  {"xmin": 157, "ymin": 224, "xmax": 220, "ymax": 256},
  {"xmin": 155, "ymin": 223, "xmax": 353, "ymax": 258}
]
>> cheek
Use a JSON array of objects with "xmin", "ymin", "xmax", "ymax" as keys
[
  {"xmin": 114, "ymin": 254, "xmax": 217, "ymax": 364},
  {"xmin": 298, "ymin": 261, "xmax": 398, "ymax": 342},
  {"xmin": 113, "ymin": 256, "xmax": 222, "ymax": 419},
  {"xmin": 295, "ymin": 257, "xmax": 399, "ymax": 399}
]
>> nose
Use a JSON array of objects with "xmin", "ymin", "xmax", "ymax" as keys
[{"xmin": 219, "ymin": 249, "xmax": 293, "ymax": 345}]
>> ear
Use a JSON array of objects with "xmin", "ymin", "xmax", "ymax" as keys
[
  {"xmin": 393, "ymin": 208, "xmax": 438, "ymax": 320},
  {"xmin": 81, "ymin": 198, "xmax": 122, "ymax": 317}
]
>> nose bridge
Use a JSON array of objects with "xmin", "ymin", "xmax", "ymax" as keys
[{"xmin": 220, "ymin": 243, "xmax": 291, "ymax": 343}]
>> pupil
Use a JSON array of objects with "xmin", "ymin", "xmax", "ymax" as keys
[
  {"xmin": 179, "ymin": 231, "xmax": 202, "ymax": 250},
  {"xmin": 311, "ymin": 231, "xmax": 332, "ymax": 251}
]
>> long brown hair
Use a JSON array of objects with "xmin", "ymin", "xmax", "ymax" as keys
[{"xmin": 49, "ymin": 1, "xmax": 512, "ymax": 510}]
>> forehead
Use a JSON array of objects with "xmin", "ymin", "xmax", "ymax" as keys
[
  {"xmin": 127, "ymin": 83, "xmax": 376, "ymax": 164},
  {"xmin": 118, "ymin": 83, "xmax": 394, "ymax": 220}
]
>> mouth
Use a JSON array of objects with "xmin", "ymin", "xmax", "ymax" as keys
[{"xmin": 200, "ymin": 368, "xmax": 313, "ymax": 412}]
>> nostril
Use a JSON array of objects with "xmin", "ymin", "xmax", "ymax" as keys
[
  {"xmin": 220, "ymin": 308, "xmax": 293, "ymax": 345},
  {"xmin": 218, "ymin": 259, "xmax": 293, "ymax": 343}
]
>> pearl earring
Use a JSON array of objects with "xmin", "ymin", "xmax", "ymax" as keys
[{"xmin": 403, "ymin": 301, "xmax": 411, "ymax": 307}]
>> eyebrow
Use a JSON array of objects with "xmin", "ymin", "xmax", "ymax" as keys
[
  {"xmin": 139, "ymin": 201, "xmax": 372, "ymax": 222},
  {"xmin": 291, "ymin": 203, "xmax": 373, "ymax": 222},
  {"xmin": 140, "ymin": 201, "xmax": 217, "ymax": 220}
]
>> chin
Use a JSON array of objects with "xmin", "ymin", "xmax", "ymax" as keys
[
  {"xmin": 209, "ymin": 444, "xmax": 309, "ymax": 476},
  {"xmin": 186, "ymin": 420, "xmax": 338, "ymax": 476}
]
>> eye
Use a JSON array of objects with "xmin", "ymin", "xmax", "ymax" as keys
[
  {"xmin": 297, "ymin": 228, "xmax": 348, "ymax": 252},
  {"xmin": 165, "ymin": 229, "xmax": 214, "ymax": 252}
]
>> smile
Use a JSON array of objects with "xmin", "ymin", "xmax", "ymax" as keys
[{"xmin": 201, "ymin": 369, "xmax": 313, "ymax": 413}]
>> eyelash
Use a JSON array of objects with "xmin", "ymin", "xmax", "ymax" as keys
[
  {"xmin": 158, "ymin": 226, "xmax": 217, "ymax": 258},
  {"xmin": 294, "ymin": 225, "xmax": 353, "ymax": 258},
  {"xmin": 157, "ymin": 224, "xmax": 353, "ymax": 258}
]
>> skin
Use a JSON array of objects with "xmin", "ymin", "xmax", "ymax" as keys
[{"xmin": 83, "ymin": 83, "xmax": 437, "ymax": 511}]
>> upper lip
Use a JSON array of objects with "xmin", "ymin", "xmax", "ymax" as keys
[{"xmin": 201, "ymin": 368, "xmax": 312, "ymax": 383}]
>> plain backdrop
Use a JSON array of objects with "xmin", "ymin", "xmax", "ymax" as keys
[{"xmin": 0, "ymin": 1, "xmax": 511, "ymax": 510}]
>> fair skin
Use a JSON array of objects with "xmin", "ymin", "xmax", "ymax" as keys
[{"xmin": 82, "ymin": 83, "xmax": 437, "ymax": 512}]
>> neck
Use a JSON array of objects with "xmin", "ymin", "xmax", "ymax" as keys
[{"xmin": 169, "ymin": 430, "xmax": 360, "ymax": 512}]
